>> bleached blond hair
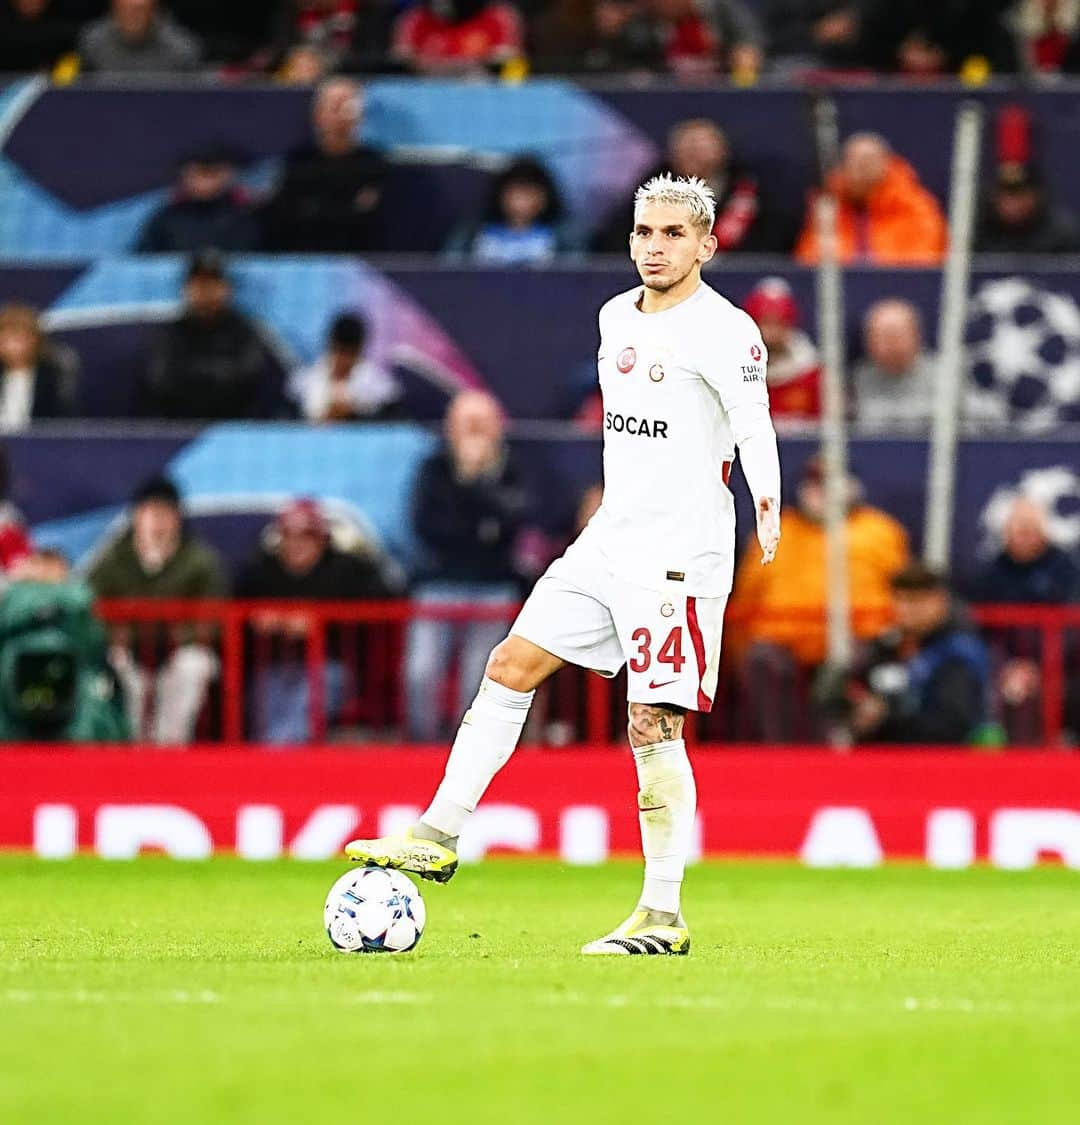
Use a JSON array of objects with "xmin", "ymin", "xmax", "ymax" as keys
[{"xmin": 634, "ymin": 174, "xmax": 716, "ymax": 233}]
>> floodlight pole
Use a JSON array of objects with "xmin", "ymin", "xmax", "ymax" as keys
[
  {"xmin": 812, "ymin": 97, "xmax": 853, "ymax": 695},
  {"xmin": 816, "ymin": 195, "xmax": 853, "ymax": 680},
  {"xmin": 925, "ymin": 101, "xmax": 984, "ymax": 572}
]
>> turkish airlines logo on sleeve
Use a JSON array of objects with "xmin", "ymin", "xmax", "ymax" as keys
[{"xmin": 750, "ymin": 344, "xmax": 763, "ymax": 362}]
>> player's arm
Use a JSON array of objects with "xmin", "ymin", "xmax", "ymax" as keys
[
  {"xmin": 732, "ymin": 403, "xmax": 780, "ymax": 565},
  {"xmin": 703, "ymin": 311, "xmax": 781, "ymax": 564}
]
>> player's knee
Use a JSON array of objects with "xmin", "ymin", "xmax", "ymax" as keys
[
  {"xmin": 484, "ymin": 641, "xmax": 534, "ymax": 693},
  {"xmin": 627, "ymin": 702, "xmax": 685, "ymax": 747}
]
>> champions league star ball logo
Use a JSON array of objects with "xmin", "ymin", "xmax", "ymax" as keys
[
  {"xmin": 617, "ymin": 347, "xmax": 636, "ymax": 373},
  {"xmin": 979, "ymin": 465, "xmax": 1080, "ymax": 557},
  {"xmin": 966, "ymin": 278, "xmax": 1080, "ymax": 431}
]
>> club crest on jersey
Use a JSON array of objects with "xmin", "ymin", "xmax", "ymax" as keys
[
  {"xmin": 617, "ymin": 347, "xmax": 637, "ymax": 373},
  {"xmin": 750, "ymin": 344, "xmax": 763, "ymax": 362},
  {"xmin": 648, "ymin": 363, "xmax": 665, "ymax": 383}
]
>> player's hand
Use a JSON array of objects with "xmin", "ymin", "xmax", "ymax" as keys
[{"xmin": 756, "ymin": 496, "xmax": 780, "ymax": 565}]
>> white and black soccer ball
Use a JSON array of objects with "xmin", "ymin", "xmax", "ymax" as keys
[
  {"xmin": 324, "ymin": 868, "xmax": 426, "ymax": 954},
  {"xmin": 978, "ymin": 465, "xmax": 1080, "ymax": 558},
  {"xmin": 966, "ymin": 277, "xmax": 1080, "ymax": 431}
]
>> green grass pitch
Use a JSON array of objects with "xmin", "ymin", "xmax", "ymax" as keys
[{"xmin": 3, "ymin": 857, "xmax": 1080, "ymax": 1124}]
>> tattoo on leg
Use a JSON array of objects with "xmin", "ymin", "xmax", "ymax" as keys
[{"xmin": 628, "ymin": 703, "xmax": 686, "ymax": 746}]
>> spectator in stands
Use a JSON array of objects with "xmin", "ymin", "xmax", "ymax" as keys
[
  {"xmin": 743, "ymin": 277, "xmax": 821, "ymax": 422},
  {"xmin": 795, "ymin": 133, "xmax": 948, "ymax": 265},
  {"xmin": 0, "ymin": 304, "xmax": 78, "ymax": 431},
  {"xmin": 391, "ymin": 0, "xmax": 524, "ymax": 74},
  {"xmin": 406, "ymin": 391, "xmax": 527, "ymax": 741},
  {"xmin": 594, "ymin": 119, "xmax": 784, "ymax": 253},
  {"xmin": 975, "ymin": 495, "xmax": 1080, "ymax": 607},
  {"xmin": 170, "ymin": 0, "xmax": 273, "ymax": 66},
  {"xmin": 139, "ymin": 251, "xmax": 273, "ymax": 421},
  {"xmin": 88, "ymin": 476, "xmax": 227, "ymax": 745},
  {"xmin": 10, "ymin": 546, "xmax": 69, "ymax": 584},
  {"xmin": 274, "ymin": 42, "xmax": 330, "ymax": 81},
  {"xmin": 642, "ymin": 0, "xmax": 764, "ymax": 78},
  {"xmin": 971, "ymin": 494, "xmax": 1079, "ymax": 743},
  {"xmin": 78, "ymin": 0, "xmax": 202, "ymax": 74},
  {"xmin": 0, "ymin": 0, "xmax": 79, "ymax": 73},
  {"xmin": 135, "ymin": 146, "xmax": 261, "ymax": 255},
  {"xmin": 264, "ymin": 78, "xmax": 388, "ymax": 253},
  {"xmin": 852, "ymin": 299, "xmax": 935, "ymax": 432},
  {"xmin": 763, "ymin": 1, "xmax": 863, "ymax": 72},
  {"xmin": 264, "ymin": 0, "xmax": 392, "ymax": 74},
  {"xmin": 832, "ymin": 563, "xmax": 991, "ymax": 744},
  {"xmin": 1008, "ymin": 0, "xmax": 1080, "ymax": 74},
  {"xmin": 532, "ymin": 0, "xmax": 761, "ymax": 76},
  {"xmin": 530, "ymin": 0, "xmax": 666, "ymax": 73},
  {"xmin": 975, "ymin": 163, "xmax": 1080, "ymax": 255},
  {"xmin": 0, "ymin": 442, "xmax": 33, "ymax": 577},
  {"xmin": 287, "ymin": 312, "xmax": 404, "ymax": 423},
  {"xmin": 446, "ymin": 157, "xmax": 573, "ymax": 264},
  {"xmin": 728, "ymin": 456, "xmax": 909, "ymax": 741},
  {"xmin": 236, "ymin": 498, "xmax": 393, "ymax": 744},
  {"xmin": 860, "ymin": 0, "xmax": 1016, "ymax": 76}
]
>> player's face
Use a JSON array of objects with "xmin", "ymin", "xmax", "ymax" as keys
[{"xmin": 630, "ymin": 202, "xmax": 716, "ymax": 292}]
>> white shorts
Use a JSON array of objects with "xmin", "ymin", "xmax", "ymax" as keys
[{"xmin": 511, "ymin": 537, "xmax": 727, "ymax": 713}]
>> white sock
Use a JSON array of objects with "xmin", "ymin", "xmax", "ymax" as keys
[
  {"xmin": 632, "ymin": 738, "xmax": 696, "ymax": 917},
  {"xmin": 420, "ymin": 676, "xmax": 534, "ymax": 838}
]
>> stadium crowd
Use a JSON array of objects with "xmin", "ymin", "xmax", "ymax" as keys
[
  {"xmin": 0, "ymin": 399, "xmax": 1074, "ymax": 748},
  {"xmin": 0, "ymin": 5, "xmax": 1076, "ymax": 749},
  {"xmin": 4, "ymin": 0, "xmax": 1080, "ymax": 81}
]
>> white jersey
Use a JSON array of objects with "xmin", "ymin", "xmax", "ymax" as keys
[{"xmin": 578, "ymin": 281, "xmax": 772, "ymax": 598}]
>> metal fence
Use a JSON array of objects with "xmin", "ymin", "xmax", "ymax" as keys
[{"xmin": 93, "ymin": 599, "xmax": 1080, "ymax": 748}]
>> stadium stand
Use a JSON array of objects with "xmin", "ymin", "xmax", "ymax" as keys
[{"xmin": 0, "ymin": 62, "xmax": 1075, "ymax": 748}]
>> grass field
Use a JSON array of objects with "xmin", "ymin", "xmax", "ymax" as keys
[{"xmin": 3, "ymin": 858, "xmax": 1080, "ymax": 1124}]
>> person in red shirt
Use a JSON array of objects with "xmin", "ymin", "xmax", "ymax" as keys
[
  {"xmin": 392, "ymin": 0, "xmax": 523, "ymax": 73},
  {"xmin": 0, "ymin": 505, "xmax": 32, "ymax": 574},
  {"xmin": 743, "ymin": 277, "xmax": 822, "ymax": 422},
  {"xmin": 645, "ymin": 0, "xmax": 762, "ymax": 77},
  {"xmin": 266, "ymin": 0, "xmax": 392, "ymax": 73},
  {"xmin": 0, "ymin": 443, "xmax": 35, "ymax": 576}
]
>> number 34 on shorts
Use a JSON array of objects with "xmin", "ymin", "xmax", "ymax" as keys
[{"xmin": 621, "ymin": 593, "xmax": 726, "ymax": 713}]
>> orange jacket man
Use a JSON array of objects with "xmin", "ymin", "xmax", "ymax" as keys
[
  {"xmin": 795, "ymin": 133, "xmax": 948, "ymax": 266},
  {"xmin": 729, "ymin": 460, "xmax": 909, "ymax": 665}
]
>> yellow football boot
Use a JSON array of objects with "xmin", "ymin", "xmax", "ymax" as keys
[
  {"xmin": 581, "ymin": 909, "xmax": 690, "ymax": 956},
  {"xmin": 344, "ymin": 827, "xmax": 458, "ymax": 884}
]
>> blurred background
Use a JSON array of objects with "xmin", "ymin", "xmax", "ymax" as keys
[{"xmin": 0, "ymin": 0, "xmax": 1077, "ymax": 757}]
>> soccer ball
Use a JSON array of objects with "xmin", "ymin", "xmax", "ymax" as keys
[
  {"xmin": 966, "ymin": 277, "xmax": 1080, "ymax": 431},
  {"xmin": 324, "ymin": 868, "xmax": 426, "ymax": 954}
]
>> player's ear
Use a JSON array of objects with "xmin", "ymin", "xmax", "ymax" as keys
[
  {"xmin": 628, "ymin": 231, "xmax": 635, "ymax": 260},
  {"xmin": 699, "ymin": 233, "xmax": 718, "ymax": 264}
]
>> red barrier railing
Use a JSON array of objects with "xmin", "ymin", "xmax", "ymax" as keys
[{"xmin": 93, "ymin": 599, "xmax": 1080, "ymax": 747}]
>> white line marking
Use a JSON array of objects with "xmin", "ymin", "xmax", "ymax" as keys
[
  {"xmin": 40, "ymin": 303, "xmax": 179, "ymax": 331},
  {"xmin": 0, "ymin": 988, "xmax": 219, "ymax": 1005},
  {"xmin": 0, "ymin": 989, "xmax": 1038, "ymax": 1016},
  {"xmin": 0, "ymin": 76, "xmax": 46, "ymax": 151},
  {"xmin": 347, "ymin": 991, "xmax": 430, "ymax": 1005}
]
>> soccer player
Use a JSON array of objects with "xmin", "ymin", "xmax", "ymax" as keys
[{"xmin": 346, "ymin": 174, "xmax": 781, "ymax": 955}]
